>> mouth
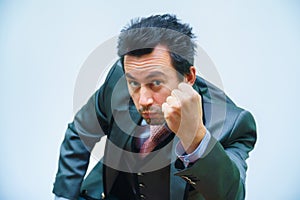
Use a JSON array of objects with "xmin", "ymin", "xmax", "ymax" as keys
[
  {"xmin": 139, "ymin": 106, "xmax": 164, "ymax": 124},
  {"xmin": 141, "ymin": 112, "xmax": 165, "ymax": 125},
  {"xmin": 141, "ymin": 112, "xmax": 159, "ymax": 119}
]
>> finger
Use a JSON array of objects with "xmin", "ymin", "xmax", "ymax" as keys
[
  {"xmin": 178, "ymin": 82, "xmax": 194, "ymax": 95},
  {"xmin": 171, "ymin": 88, "xmax": 185, "ymax": 100},
  {"xmin": 171, "ymin": 82, "xmax": 194, "ymax": 99},
  {"xmin": 162, "ymin": 102, "xmax": 171, "ymax": 119},
  {"xmin": 166, "ymin": 96, "xmax": 180, "ymax": 107},
  {"xmin": 178, "ymin": 82, "xmax": 201, "ymax": 103},
  {"xmin": 161, "ymin": 102, "xmax": 168, "ymax": 113}
]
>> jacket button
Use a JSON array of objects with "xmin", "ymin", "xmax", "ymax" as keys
[
  {"xmin": 137, "ymin": 172, "xmax": 143, "ymax": 176},
  {"xmin": 139, "ymin": 183, "xmax": 145, "ymax": 188},
  {"xmin": 81, "ymin": 189, "xmax": 88, "ymax": 195},
  {"xmin": 101, "ymin": 192, "xmax": 105, "ymax": 199},
  {"xmin": 140, "ymin": 194, "xmax": 146, "ymax": 199}
]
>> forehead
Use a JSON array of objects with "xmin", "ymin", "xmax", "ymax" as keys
[{"xmin": 123, "ymin": 45, "xmax": 174, "ymax": 72}]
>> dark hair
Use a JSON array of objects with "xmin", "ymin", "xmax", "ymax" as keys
[{"xmin": 117, "ymin": 14, "xmax": 197, "ymax": 76}]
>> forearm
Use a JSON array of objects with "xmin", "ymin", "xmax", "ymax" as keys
[
  {"xmin": 53, "ymin": 123, "xmax": 91, "ymax": 199},
  {"xmin": 53, "ymin": 92, "xmax": 106, "ymax": 199}
]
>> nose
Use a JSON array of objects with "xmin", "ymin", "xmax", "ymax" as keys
[{"xmin": 139, "ymin": 86, "xmax": 153, "ymax": 107}]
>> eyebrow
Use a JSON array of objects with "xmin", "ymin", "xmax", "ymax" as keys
[
  {"xmin": 125, "ymin": 71, "xmax": 166, "ymax": 80},
  {"xmin": 125, "ymin": 73, "xmax": 136, "ymax": 80}
]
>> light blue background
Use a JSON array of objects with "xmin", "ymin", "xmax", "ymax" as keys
[{"xmin": 1, "ymin": 0, "xmax": 299, "ymax": 199}]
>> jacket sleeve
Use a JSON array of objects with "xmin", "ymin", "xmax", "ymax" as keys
[
  {"xmin": 52, "ymin": 60, "xmax": 123, "ymax": 199},
  {"xmin": 175, "ymin": 110, "xmax": 257, "ymax": 200},
  {"xmin": 52, "ymin": 89, "xmax": 108, "ymax": 199}
]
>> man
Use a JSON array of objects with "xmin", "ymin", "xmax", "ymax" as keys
[{"xmin": 53, "ymin": 14, "xmax": 257, "ymax": 200}]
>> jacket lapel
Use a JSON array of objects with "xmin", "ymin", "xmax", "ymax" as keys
[{"xmin": 104, "ymin": 104, "xmax": 142, "ymax": 195}]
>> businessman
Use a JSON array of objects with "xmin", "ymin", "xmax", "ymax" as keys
[{"xmin": 53, "ymin": 14, "xmax": 257, "ymax": 200}]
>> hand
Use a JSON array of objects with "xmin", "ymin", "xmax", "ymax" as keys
[{"xmin": 162, "ymin": 82, "xmax": 206, "ymax": 153}]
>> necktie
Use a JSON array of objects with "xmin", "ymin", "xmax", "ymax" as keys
[{"xmin": 139, "ymin": 124, "xmax": 171, "ymax": 157}]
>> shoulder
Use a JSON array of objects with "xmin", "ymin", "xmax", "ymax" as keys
[
  {"xmin": 193, "ymin": 76, "xmax": 236, "ymax": 107},
  {"xmin": 194, "ymin": 76, "xmax": 256, "ymax": 139}
]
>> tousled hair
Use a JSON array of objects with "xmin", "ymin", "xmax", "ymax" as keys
[{"xmin": 117, "ymin": 14, "xmax": 197, "ymax": 76}]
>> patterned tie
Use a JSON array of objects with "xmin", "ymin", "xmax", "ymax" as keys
[{"xmin": 139, "ymin": 124, "xmax": 171, "ymax": 157}]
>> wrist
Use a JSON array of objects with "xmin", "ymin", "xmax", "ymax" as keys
[{"xmin": 181, "ymin": 125, "xmax": 206, "ymax": 154}]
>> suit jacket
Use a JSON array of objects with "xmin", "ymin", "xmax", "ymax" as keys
[{"xmin": 53, "ymin": 60, "xmax": 257, "ymax": 200}]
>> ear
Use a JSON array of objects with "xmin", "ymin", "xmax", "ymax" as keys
[{"xmin": 184, "ymin": 66, "xmax": 197, "ymax": 85}]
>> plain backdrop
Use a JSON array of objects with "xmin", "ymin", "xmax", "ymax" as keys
[{"xmin": 1, "ymin": 0, "xmax": 300, "ymax": 199}]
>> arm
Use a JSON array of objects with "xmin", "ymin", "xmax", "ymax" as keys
[
  {"xmin": 52, "ymin": 91, "xmax": 107, "ymax": 199},
  {"xmin": 175, "ymin": 110, "xmax": 257, "ymax": 200},
  {"xmin": 52, "ymin": 61, "xmax": 123, "ymax": 199}
]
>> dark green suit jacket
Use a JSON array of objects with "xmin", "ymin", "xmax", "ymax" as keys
[{"xmin": 53, "ymin": 61, "xmax": 257, "ymax": 200}]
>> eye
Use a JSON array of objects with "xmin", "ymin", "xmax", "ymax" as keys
[
  {"xmin": 128, "ymin": 80, "xmax": 140, "ymax": 88},
  {"xmin": 152, "ymin": 80, "xmax": 161, "ymax": 86}
]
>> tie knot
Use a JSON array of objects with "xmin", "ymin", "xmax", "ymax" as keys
[
  {"xmin": 139, "ymin": 124, "xmax": 171, "ymax": 155},
  {"xmin": 150, "ymin": 124, "xmax": 171, "ymax": 144}
]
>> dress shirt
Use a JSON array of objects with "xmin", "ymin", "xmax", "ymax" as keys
[{"xmin": 176, "ymin": 130, "xmax": 211, "ymax": 167}]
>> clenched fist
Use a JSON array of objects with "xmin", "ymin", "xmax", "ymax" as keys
[{"xmin": 162, "ymin": 82, "xmax": 206, "ymax": 153}]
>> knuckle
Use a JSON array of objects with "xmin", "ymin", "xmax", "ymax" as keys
[
  {"xmin": 171, "ymin": 90, "xmax": 177, "ymax": 97},
  {"xmin": 171, "ymin": 100, "xmax": 181, "ymax": 109},
  {"xmin": 166, "ymin": 96, "xmax": 172, "ymax": 102}
]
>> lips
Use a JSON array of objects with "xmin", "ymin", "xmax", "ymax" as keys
[
  {"xmin": 139, "ymin": 106, "xmax": 163, "ymax": 120},
  {"xmin": 142, "ymin": 112, "xmax": 158, "ymax": 119},
  {"xmin": 142, "ymin": 111, "xmax": 166, "ymax": 120}
]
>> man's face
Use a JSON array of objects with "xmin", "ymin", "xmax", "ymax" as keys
[{"xmin": 124, "ymin": 45, "xmax": 182, "ymax": 125}]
